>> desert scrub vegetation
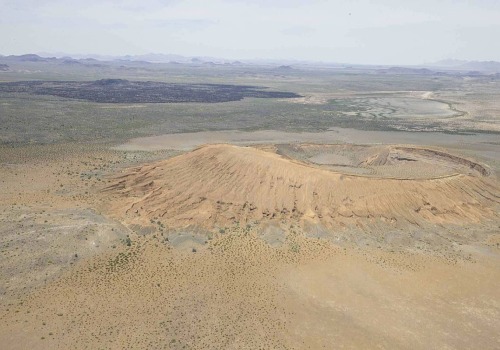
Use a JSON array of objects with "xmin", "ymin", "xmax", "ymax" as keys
[
  {"xmin": 123, "ymin": 236, "xmax": 132, "ymax": 247},
  {"xmin": 106, "ymin": 250, "xmax": 137, "ymax": 273}
]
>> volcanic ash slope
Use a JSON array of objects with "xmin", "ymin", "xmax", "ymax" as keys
[{"xmin": 104, "ymin": 144, "xmax": 499, "ymax": 231}]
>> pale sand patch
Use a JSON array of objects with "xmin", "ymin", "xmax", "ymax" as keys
[
  {"xmin": 113, "ymin": 128, "xmax": 500, "ymax": 161},
  {"xmin": 113, "ymin": 129, "xmax": 345, "ymax": 151},
  {"xmin": 284, "ymin": 250, "xmax": 500, "ymax": 349}
]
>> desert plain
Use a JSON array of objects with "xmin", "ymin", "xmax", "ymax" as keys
[{"xmin": 0, "ymin": 56, "xmax": 499, "ymax": 349}]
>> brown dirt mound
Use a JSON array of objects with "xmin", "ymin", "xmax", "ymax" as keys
[{"xmin": 103, "ymin": 144, "xmax": 499, "ymax": 231}]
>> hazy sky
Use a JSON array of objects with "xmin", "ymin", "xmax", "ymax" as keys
[{"xmin": 2, "ymin": 0, "xmax": 500, "ymax": 64}]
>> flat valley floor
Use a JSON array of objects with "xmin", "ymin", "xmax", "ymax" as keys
[{"xmin": 0, "ymin": 61, "xmax": 499, "ymax": 349}]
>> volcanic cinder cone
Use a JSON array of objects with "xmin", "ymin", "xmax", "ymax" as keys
[{"xmin": 103, "ymin": 144, "xmax": 499, "ymax": 231}]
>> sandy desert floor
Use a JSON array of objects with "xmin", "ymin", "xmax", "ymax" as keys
[
  {"xmin": 0, "ymin": 130, "xmax": 499, "ymax": 349},
  {"xmin": 2, "ymin": 54, "xmax": 500, "ymax": 349}
]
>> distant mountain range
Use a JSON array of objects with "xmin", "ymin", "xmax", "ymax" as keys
[
  {"xmin": 428, "ymin": 59, "xmax": 500, "ymax": 72},
  {"xmin": 1, "ymin": 53, "xmax": 500, "ymax": 73},
  {"xmin": 35, "ymin": 52, "xmax": 242, "ymax": 65}
]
